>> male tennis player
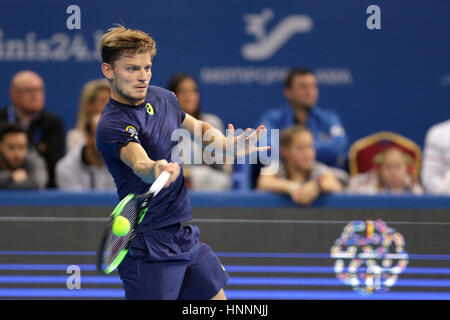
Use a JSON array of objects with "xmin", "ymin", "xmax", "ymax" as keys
[{"xmin": 95, "ymin": 25, "xmax": 268, "ymax": 300}]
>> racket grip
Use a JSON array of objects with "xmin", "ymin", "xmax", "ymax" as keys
[{"xmin": 149, "ymin": 170, "xmax": 171, "ymax": 196}]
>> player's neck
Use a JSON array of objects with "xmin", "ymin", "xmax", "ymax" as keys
[{"xmin": 110, "ymin": 90, "xmax": 145, "ymax": 106}]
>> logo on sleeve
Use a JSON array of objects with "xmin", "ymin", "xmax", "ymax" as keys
[
  {"xmin": 146, "ymin": 103, "xmax": 155, "ymax": 115},
  {"xmin": 125, "ymin": 125, "xmax": 139, "ymax": 140}
]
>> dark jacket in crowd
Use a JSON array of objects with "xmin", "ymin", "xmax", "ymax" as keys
[
  {"xmin": 0, "ymin": 106, "xmax": 65, "ymax": 188},
  {"xmin": 0, "ymin": 147, "xmax": 48, "ymax": 189}
]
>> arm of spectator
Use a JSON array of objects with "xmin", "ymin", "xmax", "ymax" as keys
[
  {"xmin": 314, "ymin": 112, "xmax": 348, "ymax": 167},
  {"xmin": 0, "ymin": 171, "xmax": 14, "ymax": 188},
  {"xmin": 25, "ymin": 149, "xmax": 48, "ymax": 189},
  {"xmin": 0, "ymin": 168, "xmax": 40, "ymax": 190},
  {"xmin": 257, "ymin": 173, "xmax": 320, "ymax": 206},
  {"xmin": 318, "ymin": 172, "xmax": 343, "ymax": 193}
]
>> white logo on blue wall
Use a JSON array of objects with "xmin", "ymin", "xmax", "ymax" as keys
[
  {"xmin": 241, "ymin": 8, "xmax": 313, "ymax": 61},
  {"xmin": 330, "ymin": 219, "xmax": 409, "ymax": 294}
]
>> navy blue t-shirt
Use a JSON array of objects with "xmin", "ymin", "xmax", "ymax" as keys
[{"xmin": 96, "ymin": 85, "xmax": 191, "ymax": 230}]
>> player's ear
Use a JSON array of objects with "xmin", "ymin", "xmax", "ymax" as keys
[{"xmin": 101, "ymin": 62, "xmax": 114, "ymax": 81}]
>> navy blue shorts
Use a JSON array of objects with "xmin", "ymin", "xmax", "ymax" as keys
[{"xmin": 117, "ymin": 223, "xmax": 229, "ymax": 300}]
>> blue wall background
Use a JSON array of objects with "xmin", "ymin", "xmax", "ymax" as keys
[{"xmin": 0, "ymin": 0, "xmax": 448, "ymax": 148}]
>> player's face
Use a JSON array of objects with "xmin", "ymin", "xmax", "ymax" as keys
[
  {"xmin": 175, "ymin": 78, "xmax": 200, "ymax": 116},
  {"xmin": 0, "ymin": 133, "xmax": 28, "ymax": 170},
  {"xmin": 109, "ymin": 52, "xmax": 152, "ymax": 105},
  {"xmin": 284, "ymin": 74, "xmax": 318, "ymax": 110},
  {"xmin": 284, "ymin": 131, "xmax": 315, "ymax": 171},
  {"xmin": 379, "ymin": 150, "xmax": 409, "ymax": 190}
]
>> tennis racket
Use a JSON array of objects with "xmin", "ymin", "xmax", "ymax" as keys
[{"xmin": 96, "ymin": 171, "xmax": 171, "ymax": 275}]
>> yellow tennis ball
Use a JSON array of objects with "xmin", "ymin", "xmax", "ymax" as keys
[{"xmin": 112, "ymin": 216, "xmax": 130, "ymax": 236}]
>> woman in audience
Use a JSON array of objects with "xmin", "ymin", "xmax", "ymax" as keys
[
  {"xmin": 168, "ymin": 73, "xmax": 231, "ymax": 191},
  {"xmin": 257, "ymin": 125, "xmax": 348, "ymax": 205},
  {"xmin": 66, "ymin": 79, "xmax": 110, "ymax": 152},
  {"xmin": 347, "ymin": 147, "xmax": 423, "ymax": 194}
]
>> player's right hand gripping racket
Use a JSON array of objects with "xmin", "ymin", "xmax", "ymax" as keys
[{"xmin": 96, "ymin": 171, "xmax": 171, "ymax": 275}]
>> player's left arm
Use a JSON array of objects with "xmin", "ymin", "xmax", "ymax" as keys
[{"xmin": 181, "ymin": 113, "xmax": 270, "ymax": 157}]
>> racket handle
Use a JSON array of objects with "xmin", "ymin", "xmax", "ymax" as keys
[{"xmin": 149, "ymin": 170, "xmax": 171, "ymax": 196}]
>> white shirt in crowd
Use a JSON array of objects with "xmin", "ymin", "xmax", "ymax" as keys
[
  {"xmin": 55, "ymin": 144, "xmax": 116, "ymax": 191},
  {"xmin": 421, "ymin": 119, "xmax": 450, "ymax": 195}
]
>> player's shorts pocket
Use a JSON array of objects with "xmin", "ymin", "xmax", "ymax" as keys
[
  {"xmin": 128, "ymin": 233, "xmax": 150, "ymax": 260},
  {"xmin": 118, "ymin": 254, "xmax": 142, "ymax": 283},
  {"xmin": 138, "ymin": 224, "xmax": 201, "ymax": 262}
]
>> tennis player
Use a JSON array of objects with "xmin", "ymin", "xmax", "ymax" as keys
[{"xmin": 95, "ymin": 25, "xmax": 269, "ymax": 300}]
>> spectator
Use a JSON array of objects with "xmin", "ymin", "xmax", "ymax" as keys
[
  {"xmin": 235, "ymin": 67, "xmax": 349, "ymax": 190},
  {"xmin": 66, "ymin": 79, "xmax": 110, "ymax": 152},
  {"xmin": 421, "ymin": 120, "xmax": 450, "ymax": 195},
  {"xmin": 257, "ymin": 125, "xmax": 348, "ymax": 206},
  {"xmin": 168, "ymin": 73, "xmax": 231, "ymax": 191},
  {"xmin": 0, "ymin": 70, "xmax": 65, "ymax": 188},
  {"xmin": 347, "ymin": 147, "xmax": 424, "ymax": 195},
  {"xmin": 55, "ymin": 114, "xmax": 115, "ymax": 191},
  {"xmin": 0, "ymin": 123, "xmax": 47, "ymax": 189}
]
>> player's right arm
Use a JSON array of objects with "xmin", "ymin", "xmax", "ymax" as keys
[{"xmin": 119, "ymin": 141, "xmax": 180, "ymax": 187}]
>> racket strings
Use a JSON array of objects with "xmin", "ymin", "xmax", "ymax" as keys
[{"xmin": 102, "ymin": 198, "xmax": 143, "ymax": 268}]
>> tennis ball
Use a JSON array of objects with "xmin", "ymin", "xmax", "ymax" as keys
[{"xmin": 112, "ymin": 216, "xmax": 130, "ymax": 236}]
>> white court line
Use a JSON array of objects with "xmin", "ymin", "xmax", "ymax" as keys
[
  {"xmin": 0, "ymin": 217, "xmax": 108, "ymax": 222},
  {"xmin": 191, "ymin": 219, "xmax": 450, "ymax": 226},
  {"xmin": 0, "ymin": 217, "xmax": 448, "ymax": 225}
]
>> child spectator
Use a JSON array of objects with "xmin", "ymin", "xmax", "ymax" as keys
[
  {"xmin": 347, "ymin": 147, "xmax": 423, "ymax": 194},
  {"xmin": 257, "ymin": 125, "xmax": 348, "ymax": 205}
]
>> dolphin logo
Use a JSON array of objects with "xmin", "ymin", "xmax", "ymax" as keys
[{"xmin": 241, "ymin": 8, "xmax": 313, "ymax": 61}]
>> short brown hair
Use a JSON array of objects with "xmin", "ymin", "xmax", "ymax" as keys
[
  {"xmin": 284, "ymin": 67, "xmax": 315, "ymax": 88},
  {"xmin": 280, "ymin": 125, "xmax": 312, "ymax": 147},
  {"xmin": 0, "ymin": 123, "xmax": 26, "ymax": 142},
  {"xmin": 100, "ymin": 25, "xmax": 156, "ymax": 66}
]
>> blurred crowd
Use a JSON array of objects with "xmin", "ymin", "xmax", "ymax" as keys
[{"xmin": 0, "ymin": 68, "xmax": 448, "ymax": 205}]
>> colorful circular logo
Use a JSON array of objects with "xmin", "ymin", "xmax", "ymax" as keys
[{"xmin": 330, "ymin": 219, "xmax": 409, "ymax": 294}]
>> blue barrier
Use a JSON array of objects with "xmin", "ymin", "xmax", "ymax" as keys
[{"xmin": 0, "ymin": 190, "xmax": 448, "ymax": 208}]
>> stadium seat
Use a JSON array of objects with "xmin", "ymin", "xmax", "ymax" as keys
[{"xmin": 348, "ymin": 131, "xmax": 422, "ymax": 182}]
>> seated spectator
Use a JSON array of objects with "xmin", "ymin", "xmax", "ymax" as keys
[
  {"xmin": 235, "ymin": 67, "xmax": 349, "ymax": 190},
  {"xmin": 347, "ymin": 147, "xmax": 423, "ymax": 195},
  {"xmin": 257, "ymin": 125, "xmax": 348, "ymax": 206},
  {"xmin": 66, "ymin": 79, "xmax": 110, "ymax": 152},
  {"xmin": 421, "ymin": 119, "xmax": 450, "ymax": 194},
  {"xmin": 0, "ymin": 70, "xmax": 65, "ymax": 188},
  {"xmin": 0, "ymin": 123, "xmax": 48, "ymax": 189},
  {"xmin": 55, "ymin": 114, "xmax": 115, "ymax": 190},
  {"xmin": 168, "ymin": 73, "xmax": 231, "ymax": 191}
]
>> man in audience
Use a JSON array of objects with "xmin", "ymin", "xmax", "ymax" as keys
[
  {"xmin": 55, "ymin": 114, "xmax": 115, "ymax": 190},
  {"xmin": 256, "ymin": 125, "xmax": 348, "ymax": 206},
  {"xmin": 421, "ymin": 119, "xmax": 450, "ymax": 194},
  {"xmin": 0, "ymin": 70, "xmax": 65, "ymax": 188},
  {"xmin": 234, "ymin": 67, "xmax": 349, "ymax": 189},
  {"xmin": 261, "ymin": 67, "xmax": 348, "ymax": 166},
  {"xmin": 0, "ymin": 123, "xmax": 48, "ymax": 189}
]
